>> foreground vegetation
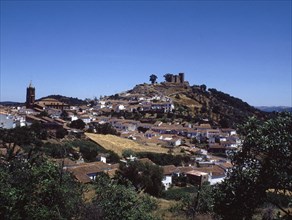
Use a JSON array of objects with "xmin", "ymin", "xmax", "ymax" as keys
[
  {"xmin": 0, "ymin": 151, "xmax": 160, "ymax": 219},
  {"xmin": 0, "ymin": 113, "xmax": 291, "ymax": 219}
]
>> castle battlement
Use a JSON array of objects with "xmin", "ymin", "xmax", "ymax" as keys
[{"xmin": 164, "ymin": 73, "xmax": 185, "ymax": 84}]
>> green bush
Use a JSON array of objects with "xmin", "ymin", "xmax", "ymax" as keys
[
  {"xmin": 161, "ymin": 187, "xmax": 197, "ymax": 200},
  {"xmin": 136, "ymin": 152, "xmax": 191, "ymax": 166},
  {"xmin": 68, "ymin": 140, "xmax": 120, "ymax": 163}
]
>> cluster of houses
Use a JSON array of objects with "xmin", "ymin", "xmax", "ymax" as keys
[
  {"xmin": 0, "ymin": 89, "xmax": 242, "ymax": 154},
  {"xmin": 0, "ymin": 79, "xmax": 243, "ymax": 190},
  {"xmin": 1, "ymin": 97, "xmax": 238, "ymax": 190},
  {"xmin": 0, "ymin": 97, "xmax": 241, "ymax": 154},
  {"xmin": 52, "ymin": 153, "xmax": 232, "ymax": 190}
]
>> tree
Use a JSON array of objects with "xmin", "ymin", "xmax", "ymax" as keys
[
  {"xmin": 60, "ymin": 110, "xmax": 69, "ymax": 120},
  {"xmin": 38, "ymin": 111, "xmax": 49, "ymax": 117},
  {"xmin": 164, "ymin": 73, "xmax": 173, "ymax": 82},
  {"xmin": 94, "ymin": 123, "xmax": 119, "ymax": 135},
  {"xmin": 0, "ymin": 126, "xmax": 39, "ymax": 146},
  {"xmin": 0, "ymin": 154, "xmax": 83, "ymax": 219},
  {"xmin": 149, "ymin": 74, "xmax": 158, "ymax": 84},
  {"xmin": 70, "ymin": 119, "xmax": 85, "ymax": 130},
  {"xmin": 116, "ymin": 160, "xmax": 164, "ymax": 197},
  {"xmin": 30, "ymin": 122, "xmax": 47, "ymax": 140},
  {"xmin": 171, "ymin": 183, "xmax": 214, "ymax": 219},
  {"xmin": 122, "ymin": 149, "xmax": 136, "ymax": 158},
  {"xmin": 41, "ymin": 143, "xmax": 76, "ymax": 159},
  {"xmin": 219, "ymin": 117, "xmax": 231, "ymax": 128},
  {"xmin": 200, "ymin": 84, "xmax": 207, "ymax": 92},
  {"xmin": 85, "ymin": 174, "xmax": 158, "ymax": 220},
  {"xmin": 213, "ymin": 113, "xmax": 292, "ymax": 219},
  {"xmin": 55, "ymin": 127, "xmax": 68, "ymax": 139},
  {"xmin": 79, "ymin": 142, "xmax": 99, "ymax": 162}
]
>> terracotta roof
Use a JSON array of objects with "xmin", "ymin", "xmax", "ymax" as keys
[
  {"xmin": 152, "ymin": 124, "xmax": 184, "ymax": 131},
  {"xmin": 109, "ymin": 163, "xmax": 120, "ymax": 169},
  {"xmin": 66, "ymin": 162, "xmax": 112, "ymax": 183},
  {"xmin": 34, "ymin": 107, "xmax": 44, "ymax": 112},
  {"xmin": 193, "ymin": 165, "xmax": 225, "ymax": 177},
  {"xmin": 54, "ymin": 118, "xmax": 66, "ymax": 124},
  {"xmin": 177, "ymin": 166, "xmax": 195, "ymax": 173},
  {"xmin": 208, "ymin": 144, "xmax": 226, "ymax": 149},
  {"xmin": 26, "ymin": 115, "xmax": 47, "ymax": 123},
  {"xmin": 162, "ymin": 165, "xmax": 179, "ymax": 175},
  {"xmin": 42, "ymin": 116, "xmax": 55, "ymax": 123},
  {"xmin": 185, "ymin": 170, "xmax": 208, "ymax": 176},
  {"xmin": 137, "ymin": 158, "xmax": 155, "ymax": 165},
  {"xmin": 207, "ymin": 129, "xmax": 220, "ymax": 133},
  {"xmin": 37, "ymin": 98, "xmax": 68, "ymax": 106},
  {"xmin": 199, "ymin": 123, "xmax": 212, "ymax": 128},
  {"xmin": 218, "ymin": 162, "xmax": 233, "ymax": 170}
]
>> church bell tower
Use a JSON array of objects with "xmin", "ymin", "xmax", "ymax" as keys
[{"xmin": 26, "ymin": 81, "xmax": 35, "ymax": 108}]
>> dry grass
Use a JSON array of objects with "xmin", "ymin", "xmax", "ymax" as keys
[
  {"xmin": 154, "ymin": 197, "xmax": 214, "ymax": 220},
  {"xmin": 153, "ymin": 198, "xmax": 186, "ymax": 220},
  {"xmin": 171, "ymin": 93, "xmax": 202, "ymax": 109},
  {"xmin": 83, "ymin": 184, "xmax": 96, "ymax": 203},
  {"xmin": 85, "ymin": 133, "xmax": 170, "ymax": 156}
]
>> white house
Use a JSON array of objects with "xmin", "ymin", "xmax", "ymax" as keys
[
  {"xmin": 115, "ymin": 104, "xmax": 126, "ymax": 112},
  {"xmin": 159, "ymin": 135, "xmax": 182, "ymax": 147},
  {"xmin": 96, "ymin": 154, "xmax": 107, "ymax": 163},
  {"xmin": 162, "ymin": 165, "xmax": 179, "ymax": 190},
  {"xmin": 208, "ymin": 176, "xmax": 225, "ymax": 185},
  {"xmin": 67, "ymin": 111, "xmax": 78, "ymax": 122},
  {"xmin": 80, "ymin": 115, "xmax": 92, "ymax": 124},
  {"xmin": 162, "ymin": 176, "xmax": 173, "ymax": 190},
  {"xmin": 151, "ymin": 102, "xmax": 174, "ymax": 113},
  {"xmin": 0, "ymin": 114, "xmax": 26, "ymax": 129}
]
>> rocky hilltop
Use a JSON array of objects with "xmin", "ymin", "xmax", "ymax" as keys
[{"xmin": 125, "ymin": 81, "xmax": 268, "ymax": 127}]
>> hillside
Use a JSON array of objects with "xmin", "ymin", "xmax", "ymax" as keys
[
  {"xmin": 125, "ymin": 82, "xmax": 268, "ymax": 127},
  {"xmin": 85, "ymin": 133, "xmax": 170, "ymax": 156},
  {"xmin": 38, "ymin": 95, "xmax": 87, "ymax": 106},
  {"xmin": 0, "ymin": 101, "xmax": 23, "ymax": 106}
]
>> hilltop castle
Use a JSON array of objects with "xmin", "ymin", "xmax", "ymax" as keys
[{"xmin": 164, "ymin": 73, "xmax": 185, "ymax": 84}]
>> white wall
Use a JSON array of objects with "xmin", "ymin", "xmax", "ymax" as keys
[{"xmin": 162, "ymin": 175, "xmax": 172, "ymax": 190}]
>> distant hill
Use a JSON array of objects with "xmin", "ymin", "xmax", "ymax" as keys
[
  {"xmin": 122, "ymin": 82, "xmax": 269, "ymax": 127},
  {"xmin": 38, "ymin": 95, "xmax": 87, "ymax": 106},
  {"xmin": 256, "ymin": 106, "xmax": 292, "ymax": 113},
  {"xmin": 0, "ymin": 101, "xmax": 23, "ymax": 106}
]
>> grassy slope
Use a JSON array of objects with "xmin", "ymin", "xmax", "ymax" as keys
[{"xmin": 85, "ymin": 133, "xmax": 169, "ymax": 156}]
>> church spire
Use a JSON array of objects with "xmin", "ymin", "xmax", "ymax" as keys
[
  {"xmin": 26, "ymin": 81, "xmax": 35, "ymax": 108},
  {"xmin": 29, "ymin": 80, "xmax": 33, "ymax": 88}
]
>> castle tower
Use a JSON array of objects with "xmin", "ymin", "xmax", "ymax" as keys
[
  {"xmin": 179, "ymin": 73, "xmax": 185, "ymax": 83},
  {"xmin": 26, "ymin": 81, "xmax": 35, "ymax": 108}
]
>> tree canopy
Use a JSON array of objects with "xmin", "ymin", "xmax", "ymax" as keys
[
  {"xmin": 70, "ymin": 119, "xmax": 86, "ymax": 130},
  {"xmin": 149, "ymin": 74, "xmax": 158, "ymax": 84},
  {"xmin": 0, "ymin": 155, "xmax": 83, "ymax": 220},
  {"xmin": 85, "ymin": 174, "xmax": 158, "ymax": 220},
  {"xmin": 116, "ymin": 160, "xmax": 164, "ymax": 197},
  {"xmin": 213, "ymin": 113, "xmax": 292, "ymax": 219},
  {"xmin": 93, "ymin": 123, "xmax": 120, "ymax": 136},
  {"xmin": 163, "ymin": 73, "xmax": 172, "ymax": 82}
]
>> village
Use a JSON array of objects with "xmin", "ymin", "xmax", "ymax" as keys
[{"xmin": 0, "ymin": 74, "xmax": 241, "ymax": 190}]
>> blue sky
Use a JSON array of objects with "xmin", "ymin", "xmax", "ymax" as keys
[{"xmin": 1, "ymin": 0, "xmax": 291, "ymax": 106}]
